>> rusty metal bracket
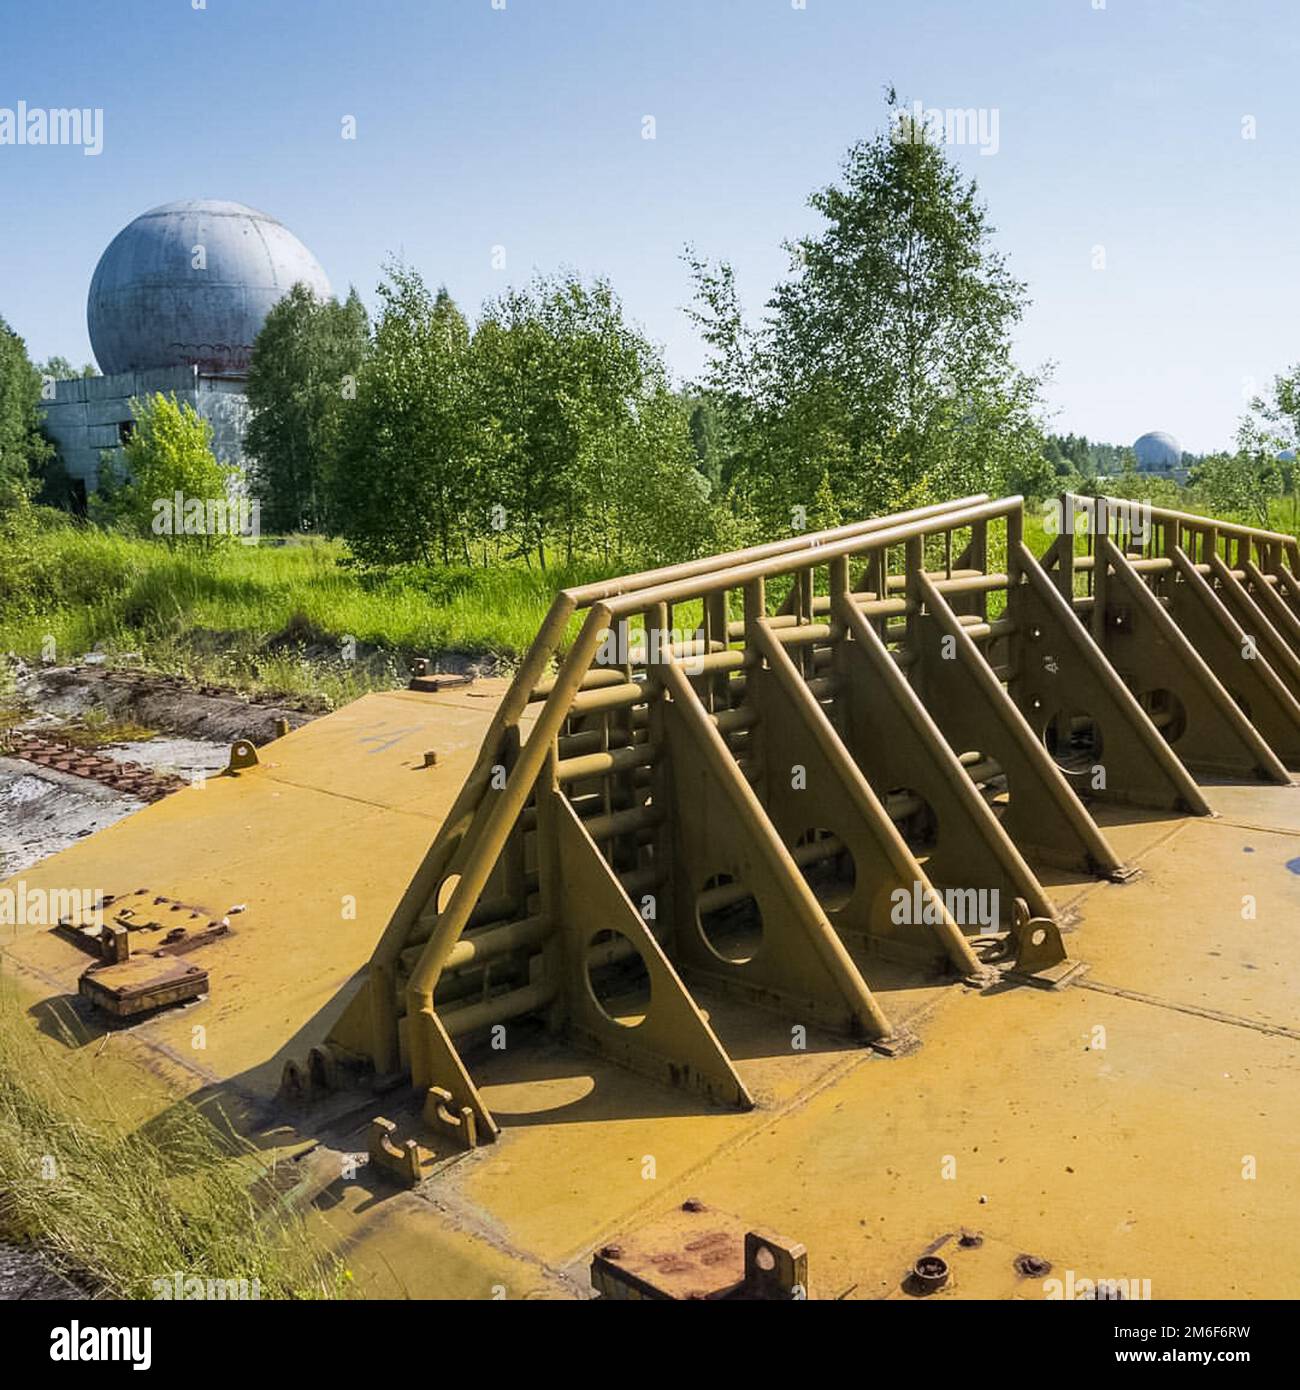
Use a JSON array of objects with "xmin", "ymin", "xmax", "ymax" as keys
[
  {"xmin": 414, "ymin": 1008, "xmax": 498, "ymax": 1146},
  {"xmin": 591, "ymin": 1201, "xmax": 809, "ymax": 1300},
  {"xmin": 1004, "ymin": 898, "xmax": 1084, "ymax": 989},
  {"xmin": 368, "ymin": 1116, "xmax": 425, "ymax": 1185},
  {"xmin": 222, "ymin": 739, "xmax": 260, "ymax": 776},
  {"xmin": 79, "ymin": 955, "xmax": 209, "ymax": 1018},
  {"xmin": 420, "ymin": 1087, "xmax": 480, "ymax": 1150}
]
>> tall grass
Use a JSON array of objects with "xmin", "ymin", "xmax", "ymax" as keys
[
  {"xmin": 0, "ymin": 525, "xmax": 618, "ymax": 700},
  {"xmin": 3, "ymin": 498, "xmax": 1295, "ymax": 701},
  {"xmin": 0, "ymin": 979, "xmax": 346, "ymax": 1299}
]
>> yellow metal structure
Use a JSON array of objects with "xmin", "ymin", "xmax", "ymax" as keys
[{"xmin": 3, "ymin": 494, "xmax": 1300, "ymax": 1300}]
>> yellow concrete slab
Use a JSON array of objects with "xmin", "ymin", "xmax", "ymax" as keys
[
  {"xmin": 5, "ymin": 681, "xmax": 1300, "ymax": 1301},
  {"xmin": 659, "ymin": 984, "xmax": 1300, "ymax": 1301},
  {"xmin": 450, "ymin": 1043, "xmax": 759, "ymax": 1265},
  {"xmin": 362, "ymin": 778, "xmax": 1300, "ymax": 1295},
  {"xmin": 434, "ymin": 970, "xmax": 951, "ymax": 1267},
  {"xmin": 1063, "ymin": 819, "xmax": 1300, "ymax": 1033},
  {"xmin": 235, "ymin": 683, "xmax": 518, "ymax": 813},
  {"xmin": 1038, "ymin": 806, "xmax": 1186, "ymax": 912},
  {"xmin": 1203, "ymin": 777, "xmax": 1300, "ymax": 833},
  {"xmin": 0, "ymin": 687, "xmax": 503, "ymax": 1104},
  {"xmin": 316, "ymin": 1178, "xmax": 580, "ymax": 1301},
  {"xmin": 332, "ymin": 973, "xmax": 1299, "ymax": 1299}
]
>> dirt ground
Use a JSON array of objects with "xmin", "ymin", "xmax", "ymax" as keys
[
  {"xmin": 0, "ymin": 756, "xmax": 145, "ymax": 877},
  {"xmin": 13, "ymin": 662, "xmax": 314, "ymax": 745},
  {"xmin": 0, "ymin": 660, "xmax": 319, "ymax": 878}
]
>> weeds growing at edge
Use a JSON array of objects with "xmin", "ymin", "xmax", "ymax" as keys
[
  {"xmin": 0, "ymin": 528, "xmax": 617, "ymax": 699},
  {"xmin": 5, "ymin": 502, "xmax": 1292, "ymax": 704},
  {"xmin": 0, "ymin": 979, "xmax": 349, "ymax": 1299}
]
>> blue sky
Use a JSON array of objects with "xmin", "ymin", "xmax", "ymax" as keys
[{"xmin": 1, "ymin": 0, "xmax": 1297, "ymax": 453}]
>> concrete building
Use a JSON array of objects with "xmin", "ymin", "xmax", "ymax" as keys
[{"xmin": 42, "ymin": 199, "xmax": 330, "ymax": 503}]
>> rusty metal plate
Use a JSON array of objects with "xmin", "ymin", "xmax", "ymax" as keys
[
  {"xmin": 591, "ymin": 1202, "xmax": 806, "ymax": 1300},
  {"xmin": 592, "ymin": 1204, "xmax": 750, "ymax": 1300},
  {"xmin": 79, "ymin": 955, "xmax": 209, "ymax": 1018}
]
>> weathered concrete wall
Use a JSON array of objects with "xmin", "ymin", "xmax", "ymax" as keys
[
  {"xmin": 40, "ymin": 367, "xmax": 250, "ymax": 488},
  {"xmin": 200, "ymin": 378, "xmax": 251, "ymax": 469}
]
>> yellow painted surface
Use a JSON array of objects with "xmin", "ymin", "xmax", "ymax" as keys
[
  {"xmin": 3, "ymin": 687, "xmax": 1298, "ymax": 1299},
  {"xmin": 0, "ymin": 687, "xmax": 514, "ymax": 1103},
  {"xmin": 313, "ymin": 1181, "xmax": 581, "ymax": 1300},
  {"xmin": 1065, "ymin": 821, "xmax": 1300, "ymax": 1031},
  {"xmin": 659, "ymin": 985, "xmax": 1300, "ymax": 1300}
]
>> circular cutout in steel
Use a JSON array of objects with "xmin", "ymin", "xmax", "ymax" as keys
[
  {"xmin": 1043, "ymin": 709, "xmax": 1103, "ymax": 777},
  {"xmin": 1140, "ymin": 688, "xmax": 1187, "ymax": 745},
  {"xmin": 696, "ymin": 874, "xmax": 763, "ymax": 965},
  {"xmin": 793, "ymin": 828, "xmax": 857, "ymax": 911},
  {"xmin": 585, "ymin": 929, "xmax": 651, "ymax": 1028},
  {"xmin": 435, "ymin": 873, "xmax": 462, "ymax": 914}
]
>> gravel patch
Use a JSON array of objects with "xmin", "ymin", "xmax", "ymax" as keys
[
  {"xmin": 0, "ymin": 758, "xmax": 144, "ymax": 877},
  {"xmin": 15, "ymin": 663, "xmax": 313, "ymax": 746},
  {"xmin": 0, "ymin": 1244, "xmax": 87, "ymax": 1300},
  {"xmin": 96, "ymin": 738, "xmax": 232, "ymax": 783}
]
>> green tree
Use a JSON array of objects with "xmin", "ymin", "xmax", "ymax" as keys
[
  {"xmin": 245, "ymin": 283, "xmax": 371, "ymax": 533},
  {"xmin": 333, "ymin": 264, "xmax": 718, "ymax": 571},
  {"xmin": 1200, "ymin": 375, "xmax": 1295, "ymax": 526},
  {"xmin": 1190, "ymin": 450, "xmax": 1279, "ymax": 527},
  {"xmin": 37, "ymin": 356, "xmax": 99, "ymax": 380},
  {"xmin": 331, "ymin": 265, "xmax": 476, "ymax": 567},
  {"xmin": 472, "ymin": 272, "xmax": 715, "ymax": 568},
  {"xmin": 470, "ymin": 276, "xmax": 610, "ymax": 568},
  {"xmin": 94, "ymin": 393, "xmax": 240, "ymax": 548},
  {"xmin": 687, "ymin": 90, "xmax": 1050, "ymax": 531},
  {"xmin": 684, "ymin": 394, "xmax": 725, "ymax": 489},
  {"xmin": 0, "ymin": 316, "xmax": 52, "ymax": 514},
  {"xmin": 603, "ymin": 387, "xmax": 722, "ymax": 568},
  {"xmin": 1245, "ymin": 363, "xmax": 1300, "ymax": 451}
]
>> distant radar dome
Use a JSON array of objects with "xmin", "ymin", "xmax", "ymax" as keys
[
  {"xmin": 87, "ymin": 199, "xmax": 330, "ymax": 376},
  {"xmin": 1133, "ymin": 431, "xmax": 1182, "ymax": 472}
]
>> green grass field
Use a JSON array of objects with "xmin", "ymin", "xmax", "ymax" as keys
[
  {"xmin": 0, "ymin": 981, "xmax": 346, "ymax": 1300},
  {"xmin": 0, "ymin": 526, "xmax": 619, "ymax": 703},
  {"xmin": 2, "ymin": 496, "xmax": 1295, "ymax": 704}
]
